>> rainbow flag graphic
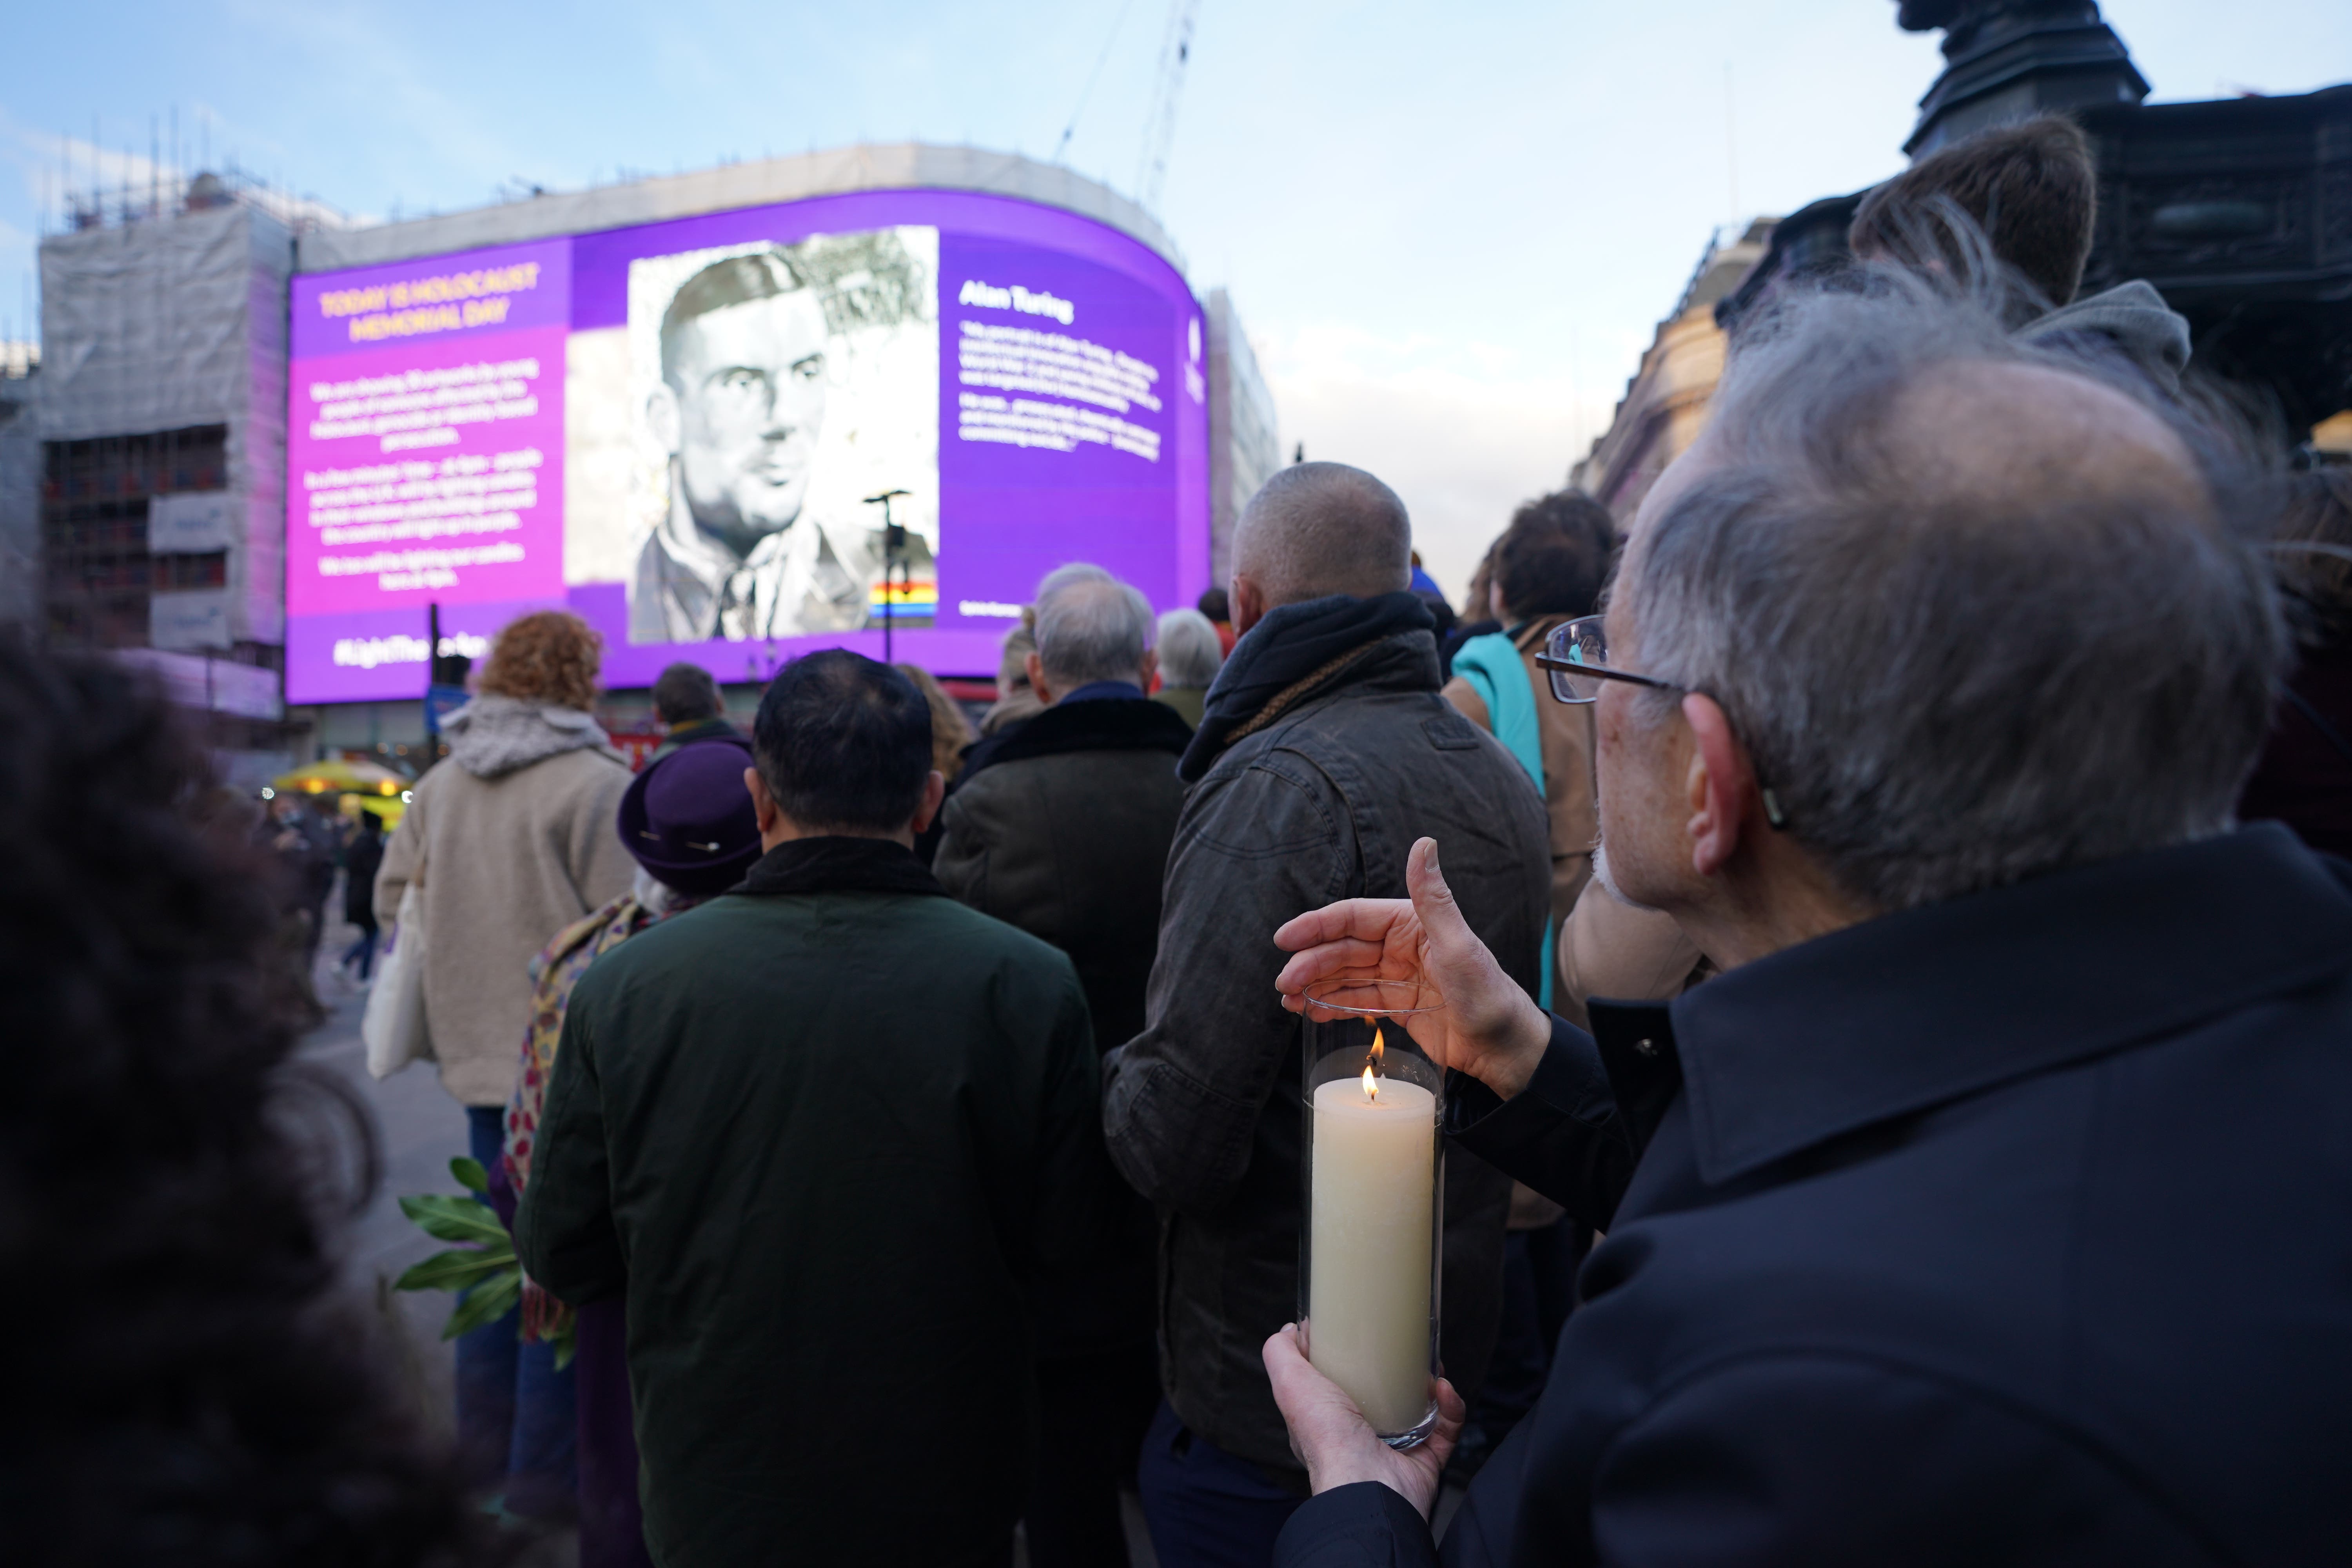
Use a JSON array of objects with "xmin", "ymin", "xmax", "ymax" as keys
[{"xmin": 869, "ymin": 576, "xmax": 938, "ymax": 620}]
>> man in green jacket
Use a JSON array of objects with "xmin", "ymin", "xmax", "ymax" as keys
[{"xmin": 517, "ymin": 650, "xmax": 1116, "ymax": 1568}]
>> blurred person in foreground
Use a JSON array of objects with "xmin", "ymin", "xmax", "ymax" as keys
[
  {"xmin": 503, "ymin": 736, "xmax": 764, "ymax": 1568},
  {"xmin": 1258, "ymin": 279, "xmax": 2352, "ymax": 1565},
  {"xmin": 517, "ymin": 651, "xmax": 1119, "ymax": 1568},
  {"xmin": 376, "ymin": 608, "xmax": 635, "ymax": 1509},
  {"xmin": 644, "ymin": 660, "xmax": 739, "ymax": 763},
  {"xmin": 1153, "ymin": 606, "xmax": 1225, "ymax": 728},
  {"xmin": 2238, "ymin": 467, "xmax": 2352, "ymax": 857},
  {"xmin": 1442, "ymin": 490, "xmax": 1616, "ymax": 1007},
  {"xmin": 937, "ymin": 566, "xmax": 1193, "ymax": 1567},
  {"xmin": 1105, "ymin": 463, "xmax": 1549, "ymax": 1567},
  {"xmin": 0, "ymin": 639, "xmax": 494, "ymax": 1568}
]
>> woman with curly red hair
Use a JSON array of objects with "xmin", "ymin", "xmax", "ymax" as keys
[{"xmin": 374, "ymin": 608, "xmax": 635, "ymax": 1514}]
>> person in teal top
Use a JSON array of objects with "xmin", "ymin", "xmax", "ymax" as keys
[{"xmin": 1442, "ymin": 493, "xmax": 1619, "ymax": 1010}]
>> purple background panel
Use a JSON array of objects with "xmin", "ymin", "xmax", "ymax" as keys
[
  {"xmin": 286, "ymin": 323, "xmax": 568, "ymax": 617},
  {"xmin": 287, "ymin": 191, "xmax": 1208, "ymax": 700},
  {"xmin": 284, "ymin": 597, "xmax": 564, "ymax": 705}
]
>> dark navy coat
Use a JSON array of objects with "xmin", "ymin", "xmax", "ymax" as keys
[{"xmin": 1278, "ymin": 825, "xmax": 2352, "ymax": 1566}]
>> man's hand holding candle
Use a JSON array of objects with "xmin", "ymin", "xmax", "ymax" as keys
[
  {"xmin": 1262, "ymin": 1323, "xmax": 1465, "ymax": 1516},
  {"xmin": 1268, "ymin": 835, "xmax": 1559, "ymax": 1511},
  {"xmin": 1274, "ymin": 836, "xmax": 1552, "ymax": 1100}
]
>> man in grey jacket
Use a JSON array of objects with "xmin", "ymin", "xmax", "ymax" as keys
[{"xmin": 1105, "ymin": 463, "xmax": 1551, "ymax": 1567}]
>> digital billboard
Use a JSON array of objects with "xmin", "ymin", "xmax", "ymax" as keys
[{"xmin": 284, "ymin": 190, "xmax": 1210, "ymax": 703}]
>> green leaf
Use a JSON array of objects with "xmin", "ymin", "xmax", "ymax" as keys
[
  {"xmin": 394, "ymin": 1248, "xmax": 516, "ymax": 1293},
  {"xmin": 441, "ymin": 1270, "xmax": 523, "ymax": 1339},
  {"xmin": 550, "ymin": 1316, "xmax": 577, "ymax": 1372},
  {"xmin": 398, "ymin": 1193, "xmax": 510, "ymax": 1247},
  {"xmin": 449, "ymin": 1156, "xmax": 490, "ymax": 1194}
]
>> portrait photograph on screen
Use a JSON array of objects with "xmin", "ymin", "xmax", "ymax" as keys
[{"xmin": 565, "ymin": 226, "xmax": 939, "ymax": 647}]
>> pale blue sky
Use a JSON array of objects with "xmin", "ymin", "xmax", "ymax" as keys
[{"xmin": 4, "ymin": 0, "xmax": 2345, "ymax": 594}]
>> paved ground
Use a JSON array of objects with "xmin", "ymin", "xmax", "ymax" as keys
[{"xmin": 299, "ymin": 886, "xmax": 1158, "ymax": 1566}]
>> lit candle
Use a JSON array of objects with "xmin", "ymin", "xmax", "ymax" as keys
[{"xmin": 1307, "ymin": 1025, "xmax": 1437, "ymax": 1435}]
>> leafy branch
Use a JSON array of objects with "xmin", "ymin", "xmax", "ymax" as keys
[{"xmin": 393, "ymin": 1157, "xmax": 573, "ymax": 1367}]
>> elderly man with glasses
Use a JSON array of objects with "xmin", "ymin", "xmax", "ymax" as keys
[{"xmin": 1252, "ymin": 279, "xmax": 2352, "ymax": 1566}]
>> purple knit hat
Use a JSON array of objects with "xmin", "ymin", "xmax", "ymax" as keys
[{"xmin": 615, "ymin": 738, "xmax": 763, "ymax": 896}]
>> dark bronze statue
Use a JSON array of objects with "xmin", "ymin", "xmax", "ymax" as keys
[{"xmin": 1898, "ymin": 1, "xmax": 2103, "ymax": 44}]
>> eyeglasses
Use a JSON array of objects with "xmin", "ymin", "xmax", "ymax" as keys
[
  {"xmin": 1532, "ymin": 615, "xmax": 1686, "ymax": 705},
  {"xmin": 1533, "ymin": 614, "xmax": 1791, "ymax": 830}
]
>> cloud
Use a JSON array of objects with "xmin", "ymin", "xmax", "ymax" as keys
[
  {"xmin": 0, "ymin": 108, "xmax": 185, "ymax": 221},
  {"xmin": 1255, "ymin": 321, "xmax": 1629, "ymax": 605}
]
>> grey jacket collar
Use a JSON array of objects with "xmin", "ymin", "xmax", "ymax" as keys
[{"xmin": 443, "ymin": 695, "xmax": 616, "ymax": 779}]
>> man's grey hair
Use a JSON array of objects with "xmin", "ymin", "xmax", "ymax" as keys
[
  {"xmin": 1156, "ymin": 608, "xmax": 1225, "ymax": 688},
  {"xmin": 1621, "ymin": 272, "xmax": 2288, "ymax": 913},
  {"xmin": 1234, "ymin": 462, "xmax": 1412, "ymax": 605},
  {"xmin": 1034, "ymin": 563, "xmax": 1156, "ymax": 690}
]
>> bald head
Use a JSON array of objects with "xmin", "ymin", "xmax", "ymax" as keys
[{"xmin": 1232, "ymin": 463, "xmax": 1412, "ymax": 624}]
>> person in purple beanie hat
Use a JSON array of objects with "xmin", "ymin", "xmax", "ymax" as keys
[{"xmin": 501, "ymin": 737, "xmax": 762, "ymax": 1568}]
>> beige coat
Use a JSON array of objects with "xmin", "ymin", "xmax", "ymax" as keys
[{"xmin": 375, "ymin": 700, "xmax": 635, "ymax": 1106}]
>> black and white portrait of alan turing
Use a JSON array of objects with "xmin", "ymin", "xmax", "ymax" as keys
[{"xmin": 625, "ymin": 229, "xmax": 938, "ymax": 644}]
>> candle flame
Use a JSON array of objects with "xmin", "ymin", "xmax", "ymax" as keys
[
  {"xmin": 1362, "ymin": 1064, "xmax": 1379, "ymax": 1102},
  {"xmin": 1370, "ymin": 1023, "xmax": 1385, "ymax": 1072}
]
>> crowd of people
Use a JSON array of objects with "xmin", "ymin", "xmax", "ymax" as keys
[{"xmin": 8, "ymin": 111, "xmax": 2352, "ymax": 1568}]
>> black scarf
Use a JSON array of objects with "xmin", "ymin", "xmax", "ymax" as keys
[
  {"xmin": 954, "ymin": 693, "xmax": 1195, "ymax": 789},
  {"xmin": 1179, "ymin": 591, "xmax": 1435, "ymax": 782},
  {"xmin": 733, "ymin": 835, "xmax": 948, "ymax": 898}
]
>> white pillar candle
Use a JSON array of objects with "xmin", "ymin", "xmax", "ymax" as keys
[{"xmin": 1307, "ymin": 1049, "xmax": 1437, "ymax": 1436}]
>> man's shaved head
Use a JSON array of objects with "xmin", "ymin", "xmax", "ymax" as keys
[{"xmin": 1233, "ymin": 463, "xmax": 1413, "ymax": 608}]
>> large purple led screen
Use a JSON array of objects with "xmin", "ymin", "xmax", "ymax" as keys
[{"xmin": 285, "ymin": 191, "xmax": 1210, "ymax": 703}]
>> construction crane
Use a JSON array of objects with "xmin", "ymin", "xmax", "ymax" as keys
[{"xmin": 1134, "ymin": 0, "xmax": 1201, "ymax": 213}]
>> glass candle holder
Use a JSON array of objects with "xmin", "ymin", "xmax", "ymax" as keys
[{"xmin": 1298, "ymin": 976, "xmax": 1446, "ymax": 1448}]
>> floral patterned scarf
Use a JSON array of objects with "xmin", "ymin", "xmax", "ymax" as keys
[{"xmin": 504, "ymin": 887, "xmax": 696, "ymax": 1193}]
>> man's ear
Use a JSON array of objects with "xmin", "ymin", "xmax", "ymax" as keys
[
  {"xmin": 909, "ymin": 769, "xmax": 947, "ymax": 837},
  {"xmin": 744, "ymin": 766, "xmax": 781, "ymax": 838},
  {"xmin": 1139, "ymin": 647, "xmax": 1160, "ymax": 690},
  {"xmin": 1681, "ymin": 693, "xmax": 1759, "ymax": 878},
  {"xmin": 647, "ymin": 381, "xmax": 682, "ymax": 456},
  {"xmin": 1024, "ymin": 650, "xmax": 1054, "ymax": 706},
  {"xmin": 1231, "ymin": 574, "xmax": 1267, "ymax": 635}
]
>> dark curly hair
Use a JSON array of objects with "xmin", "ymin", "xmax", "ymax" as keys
[
  {"xmin": 1494, "ymin": 490, "xmax": 1618, "ymax": 621},
  {"xmin": 0, "ymin": 636, "xmax": 497, "ymax": 1567}
]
